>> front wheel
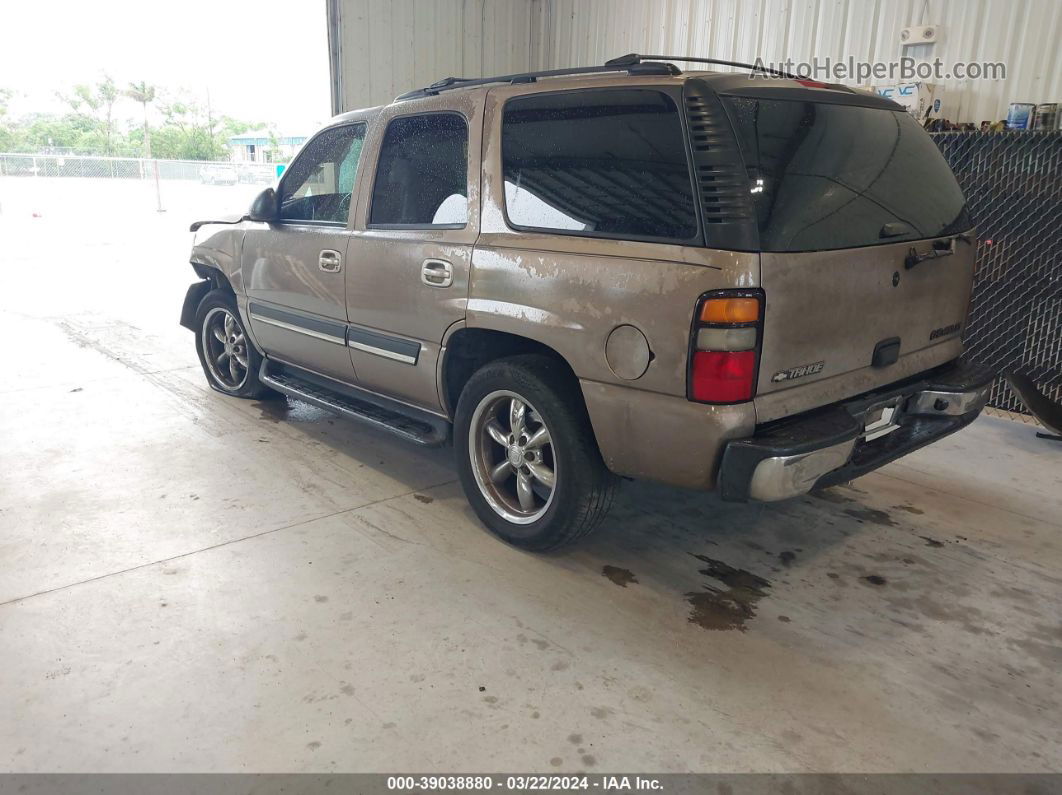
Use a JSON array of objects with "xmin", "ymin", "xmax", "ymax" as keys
[
  {"xmin": 454, "ymin": 354, "xmax": 617, "ymax": 551},
  {"xmin": 194, "ymin": 289, "xmax": 271, "ymax": 399}
]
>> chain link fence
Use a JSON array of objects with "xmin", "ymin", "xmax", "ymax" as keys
[
  {"xmin": 932, "ymin": 130, "xmax": 1062, "ymax": 420},
  {"xmin": 0, "ymin": 153, "xmax": 277, "ymax": 184},
  {"xmin": 0, "ymin": 153, "xmax": 280, "ymax": 221}
]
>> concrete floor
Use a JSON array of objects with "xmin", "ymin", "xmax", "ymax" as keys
[{"xmin": 2, "ymin": 185, "xmax": 1061, "ymax": 773}]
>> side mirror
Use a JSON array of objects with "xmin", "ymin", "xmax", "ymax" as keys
[{"xmin": 247, "ymin": 187, "xmax": 278, "ymax": 222}]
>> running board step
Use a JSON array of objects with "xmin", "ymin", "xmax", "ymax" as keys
[{"xmin": 259, "ymin": 360, "xmax": 449, "ymax": 447}]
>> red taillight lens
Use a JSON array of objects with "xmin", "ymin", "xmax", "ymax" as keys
[
  {"xmin": 688, "ymin": 290, "xmax": 762, "ymax": 404},
  {"xmin": 690, "ymin": 350, "xmax": 757, "ymax": 403}
]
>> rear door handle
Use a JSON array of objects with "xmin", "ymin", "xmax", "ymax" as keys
[
  {"xmin": 421, "ymin": 258, "xmax": 453, "ymax": 288},
  {"xmin": 319, "ymin": 249, "xmax": 342, "ymax": 273}
]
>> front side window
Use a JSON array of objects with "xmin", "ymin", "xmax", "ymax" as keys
[
  {"xmin": 278, "ymin": 123, "xmax": 366, "ymax": 224},
  {"xmin": 369, "ymin": 113, "xmax": 469, "ymax": 227},
  {"xmin": 501, "ymin": 89, "xmax": 698, "ymax": 242}
]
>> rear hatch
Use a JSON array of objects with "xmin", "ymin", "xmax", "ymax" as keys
[{"xmin": 715, "ymin": 89, "xmax": 974, "ymax": 414}]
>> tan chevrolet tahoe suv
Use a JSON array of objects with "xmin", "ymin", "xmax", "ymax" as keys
[{"xmin": 180, "ymin": 55, "xmax": 992, "ymax": 551}]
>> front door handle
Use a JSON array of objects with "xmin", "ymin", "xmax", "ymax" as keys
[
  {"xmin": 421, "ymin": 258, "xmax": 453, "ymax": 288},
  {"xmin": 319, "ymin": 249, "xmax": 342, "ymax": 273}
]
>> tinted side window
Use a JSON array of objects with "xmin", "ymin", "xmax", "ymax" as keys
[
  {"xmin": 723, "ymin": 97, "xmax": 971, "ymax": 251},
  {"xmin": 278, "ymin": 123, "xmax": 365, "ymax": 223},
  {"xmin": 369, "ymin": 114, "xmax": 468, "ymax": 227},
  {"xmin": 502, "ymin": 90, "xmax": 698, "ymax": 242}
]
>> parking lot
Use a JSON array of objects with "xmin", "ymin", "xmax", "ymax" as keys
[{"xmin": 2, "ymin": 178, "xmax": 1061, "ymax": 773}]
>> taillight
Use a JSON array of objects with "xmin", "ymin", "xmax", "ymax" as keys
[{"xmin": 688, "ymin": 291, "xmax": 763, "ymax": 404}]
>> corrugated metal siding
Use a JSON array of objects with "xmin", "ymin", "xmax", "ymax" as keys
[
  {"xmin": 334, "ymin": 0, "xmax": 1062, "ymax": 123},
  {"xmin": 332, "ymin": 0, "xmax": 536, "ymax": 112},
  {"xmin": 535, "ymin": 0, "xmax": 1062, "ymax": 123}
]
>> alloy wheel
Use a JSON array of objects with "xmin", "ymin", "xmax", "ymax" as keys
[
  {"xmin": 468, "ymin": 390, "xmax": 557, "ymax": 524},
  {"xmin": 202, "ymin": 307, "xmax": 250, "ymax": 390}
]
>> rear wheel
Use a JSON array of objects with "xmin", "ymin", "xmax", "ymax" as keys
[
  {"xmin": 455, "ymin": 354, "xmax": 617, "ymax": 551},
  {"xmin": 194, "ymin": 289, "xmax": 270, "ymax": 399}
]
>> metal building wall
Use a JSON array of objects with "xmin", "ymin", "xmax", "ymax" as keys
[
  {"xmin": 328, "ymin": 0, "xmax": 539, "ymax": 112},
  {"xmin": 331, "ymin": 0, "xmax": 1061, "ymax": 123},
  {"xmin": 533, "ymin": 0, "xmax": 1062, "ymax": 124}
]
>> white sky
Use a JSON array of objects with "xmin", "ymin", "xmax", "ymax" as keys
[{"xmin": 1, "ymin": 0, "xmax": 332, "ymax": 134}]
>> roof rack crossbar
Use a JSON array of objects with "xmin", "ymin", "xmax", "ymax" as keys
[
  {"xmin": 605, "ymin": 53, "xmax": 800, "ymax": 80},
  {"xmin": 395, "ymin": 61, "xmax": 681, "ymax": 101}
]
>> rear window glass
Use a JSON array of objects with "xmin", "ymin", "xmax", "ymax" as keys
[
  {"xmin": 502, "ymin": 89, "xmax": 698, "ymax": 242},
  {"xmin": 723, "ymin": 97, "xmax": 971, "ymax": 252}
]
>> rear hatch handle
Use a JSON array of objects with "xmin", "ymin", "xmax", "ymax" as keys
[{"xmin": 905, "ymin": 235, "xmax": 966, "ymax": 269}]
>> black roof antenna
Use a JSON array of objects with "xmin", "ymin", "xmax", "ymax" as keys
[{"xmin": 606, "ymin": 53, "xmax": 801, "ymax": 80}]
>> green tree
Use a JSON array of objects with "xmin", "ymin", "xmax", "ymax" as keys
[
  {"xmin": 157, "ymin": 97, "xmax": 209, "ymax": 159},
  {"xmin": 15, "ymin": 111, "xmax": 100, "ymax": 153},
  {"xmin": 3, "ymin": 80, "xmax": 270, "ymax": 161},
  {"xmin": 266, "ymin": 129, "xmax": 281, "ymax": 163},
  {"xmin": 60, "ymin": 75, "xmax": 120, "ymax": 154},
  {"xmin": 0, "ymin": 88, "xmax": 15, "ymax": 151},
  {"xmin": 125, "ymin": 81, "xmax": 156, "ymax": 158}
]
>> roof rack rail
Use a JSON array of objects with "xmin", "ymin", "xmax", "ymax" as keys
[
  {"xmin": 395, "ymin": 60, "xmax": 682, "ymax": 101},
  {"xmin": 605, "ymin": 53, "xmax": 800, "ymax": 80}
]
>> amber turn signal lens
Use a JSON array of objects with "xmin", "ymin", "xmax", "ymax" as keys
[{"xmin": 699, "ymin": 297, "xmax": 760, "ymax": 325}]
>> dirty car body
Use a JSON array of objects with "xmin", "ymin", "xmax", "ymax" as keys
[{"xmin": 181, "ymin": 58, "xmax": 992, "ymax": 550}]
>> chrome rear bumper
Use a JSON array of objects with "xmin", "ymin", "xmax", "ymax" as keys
[
  {"xmin": 746, "ymin": 438, "xmax": 858, "ymax": 502},
  {"xmin": 719, "ymin": 362, "xmax": 994, "ymax": 502}
]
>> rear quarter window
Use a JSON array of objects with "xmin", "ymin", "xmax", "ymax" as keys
[
  {"xmin": 501, "ymin": 89, "xmax": 699, "ymax": 243},
  {"xmin": 723, "ymin": 97, "xmax": 971, "ymax": 251}
]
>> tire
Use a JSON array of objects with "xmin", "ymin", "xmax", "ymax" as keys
[
  {"xmin": 194, "ymin": 289, "xmax": 271, "ymax": 399},
  {"xmin": 454, "ymin": 354, "xmax": 617, "ymax": 551}
]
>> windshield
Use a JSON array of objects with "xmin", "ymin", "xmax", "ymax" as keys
[{"xmin": 722, "ymin": 96, "xmax": 971, "ymax": 252}]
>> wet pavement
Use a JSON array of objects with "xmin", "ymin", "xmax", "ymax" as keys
[{"xmin": 1, "ymin": 182, "xmax": 1061, "ymax": 772}]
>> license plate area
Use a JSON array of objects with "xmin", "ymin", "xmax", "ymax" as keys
[{"xmin": 862, "ymin": 397, "xmax": 903, "ymax": 441}]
